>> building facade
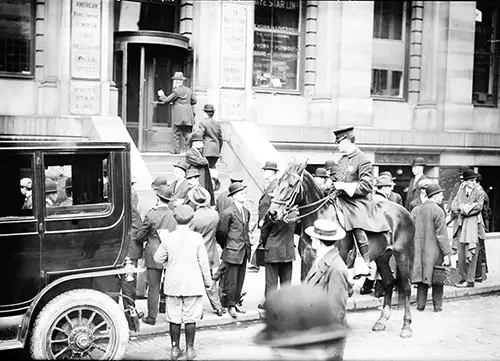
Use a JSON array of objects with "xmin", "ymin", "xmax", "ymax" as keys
[{"xmin": 0, "ymin": 0, "xmax": 499, "ymax": 230}]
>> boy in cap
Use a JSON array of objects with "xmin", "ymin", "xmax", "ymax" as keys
[
  {"xmin": 137, "ymin": 186, "xmax": 177, "ymax": 325},
  {"xmin": 154, "ymin": 205, "xmax": 212, "ymax": 361},
  {"xmin": 157, "ymin": 71, "xmax": 197, "ymax": 154},
  {"xmin": 410, "ymin": 183, "xmax": 451, "ymax": 312},
  {"xmin": 404, "ymin": 157, "xmax": 428, "ymax": 210}
]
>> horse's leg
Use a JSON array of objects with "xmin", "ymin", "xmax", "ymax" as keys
[
  {"xmin": 372, "ymin": 248, "xmax": 395, "ymax": 332},
  {"xmin": 394, "ymin": 251, "xmax": 413, "ymax": 338}
]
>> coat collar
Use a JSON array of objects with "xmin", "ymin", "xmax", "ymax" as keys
[
  {"xmin": 306, "ymin": 247, "xmax": 340, "ymax": 285},
  {"xmin": 231, "ymin": 202, "xmax": 247, "ymax": 224}
]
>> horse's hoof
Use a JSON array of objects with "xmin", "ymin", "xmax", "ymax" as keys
[
  {"xmin": 372, "ymin": 322, "xmax": 386, "ymax": 332},
  {"xmin": 400, "ymin": 327, "xmax": 413, "ymax": 338}
]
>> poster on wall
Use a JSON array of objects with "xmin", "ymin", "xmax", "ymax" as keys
[
  {"xmin": 220, "ymin": 3, "xmax": 247, "ymax": 88},
  {"xmin": 71, "ymin": 0, "xmax": 102, "ymax": 79},
  {"xmin": 70, "ymin": 81, "xmax": 101, "ymax": 115},
  {"xmin": 219, "ymin": 89, "xmax": 246, "ymax": 121}
]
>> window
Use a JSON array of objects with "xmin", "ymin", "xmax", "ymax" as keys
[
  {"xmin": 0, "ymin": 153, "xmax": 34, "ymax": 218},
  {"xmin": 253, "ymin": 0, "xmax": 301, "ymax": 90},
  {"xmin": 115, "ymin": 0, "xmax": 179, "ymax": 33},
  {"xmin": 472, "ymin": 1, "xmax": 499, "ymax": 106},
  {"xmin": 0, "ymin": 0, "xmax": 34, "ymax": 76},
  {"xmin": 371, "ymin": 1, "xmax": 409, "ymax": 98},
  {"xmin": 44, "ymin": 154, "xmax": 111, "ymax": 217}
]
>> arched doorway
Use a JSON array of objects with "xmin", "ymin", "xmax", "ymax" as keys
[{"xmin": 114, "ymin": 31, "xmax": 191, "ymax": 152}]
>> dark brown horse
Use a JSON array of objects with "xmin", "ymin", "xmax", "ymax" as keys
[{"xmin": 268, "ymin": 162, "xmax": 415, "ymax": 338}]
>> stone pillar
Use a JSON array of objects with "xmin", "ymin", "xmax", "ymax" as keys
[
  {"xmin": 180, "ymin": 0, "xmax": 194, "ymax": 44},
  {"xmin": 408, "ymin": 1, "xmax": 424, "ymax": 104},
  {"xmin": 336, "ymin": 1, "xmax": 374, "ymax": 127},
  {"xmin": 436, "ymin": 1, "xmax": 475, "ymax": 131},
  {"xmin": 304, "ymin": 0, "xmax": 318, "ymax": 97}
]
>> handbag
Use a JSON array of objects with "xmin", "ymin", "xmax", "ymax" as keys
[{"xmin": 432, "ymin": 255, "xmax": 451, "ymax": 286}]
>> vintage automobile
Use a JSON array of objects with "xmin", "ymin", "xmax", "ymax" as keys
[{"xmin": 0, "ymin": 140, "xmax": 142, "ymax": 359}]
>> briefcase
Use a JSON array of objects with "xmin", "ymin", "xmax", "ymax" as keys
[
  {"xmin": 255, "ymin": 243, "xmax": 266, "ymax": 267},
  {"xmin": 432, "ymin": 265, "xmax": 449, "ymax": 285}
]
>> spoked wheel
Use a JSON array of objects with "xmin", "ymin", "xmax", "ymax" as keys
[{"xmin": 30, "ymin": 289, "xmax": 129, "ymax": 360}]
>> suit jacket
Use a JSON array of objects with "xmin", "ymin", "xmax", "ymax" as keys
[
  {"xmin": 128, "ymin": 196, "xmax": 144, "ymax": 260},
  {"xmin": 198, "ymin": 118, "xmax": 223, "ymax": 157},
  {"xmin": 215, "ymin": 190, "xmax": 233, "ymax": 214},
  {"xmin": 137, "ymin": 205, "xmax": 178, "ymax": 269},
  {"xmin": 154, "ymin": 225, "xmax": 212, "ymax": 296},
  {"xmin": 217, "ymin": 203, "xmax": 251, "ymax": 265},
  {"xmin": 405, "ymin": 174, "xmax": 428, "ymax": 210},
  {"xmin": 190, "ymin": 206, "xmax": 221, "ymax": 268},
  {"xmin": 186, "ymin": 147, "xmax": 215, "ymax": 206},
  {"xmin": 305, "ymin": 247, "xmax": 349, "ymax": 326},
  {"xmin": 451, "ymin": 183, "xmax": 486, "ymax": 244},
  {"xmin": 168, "ymin": 178, "xmax": 190, "ymax": 209},
  {"xmin": 258, "ymin": 178, "xmax": 278, "ymax": 223},
  {"xmin": 260, "ymin": 218, "xmax": 296, "ymax": 263},
  {"xmin": 159, "ymin": 85, "xmax": 197, "ymax": 126},
  {"xmin": 411, "ymin": 200, "xmax": 451, "ymax": 286}
]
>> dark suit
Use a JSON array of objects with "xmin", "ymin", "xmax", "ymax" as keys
[
  {"xmin": 168, "ymin": 178, "xmax": 190, "ymax": 209},
  {"xmin": 215, "ymin": 190, "xmax": 233, "ymax": 214},
  {"xmin": 258, "ymin": 179, "xmax": 278, "ymax": 223},
  {"xmin": 217, "ymin": 203, "xmax": 251, "ymax": 307},
  {"xmin": 405, "ymin": 174, "xmax": 428, "ymax": 210},
  {"xmin": 198, "ymin": 117, "xmax": 223, "ymax": 168},
  {"xmin": 186, "ymin": 147, "xmax": 215, "ymax": 206},
  {"xmin": 137, "ymin": 205, "xmax": 178, "ymax": 319}
]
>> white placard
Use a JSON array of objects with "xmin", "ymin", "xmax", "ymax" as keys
[
  {"xmin": 70, "ymin": 82, "xmax": 101, "ymax": 115},
  {"xmin": 220, "ymin": 3, "xmax": 247, "ymax": 88},
  {"xmin": 220, "ymin": 89, "xmax": 246, "ymax": 121}
]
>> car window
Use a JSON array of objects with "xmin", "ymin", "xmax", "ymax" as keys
[
  {"xmin": 0, "ymin": 153, "xmax": 35, "ymax": 219},
  {"xmin": 44, "ymin": 153, "xmax": 111, "ymax": 217}
]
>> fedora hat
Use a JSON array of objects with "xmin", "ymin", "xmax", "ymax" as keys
[
  {"xmin": 151, "ymin": 176, "xmax": 168, "ymax": 190},
  {"xmin": 379, "ymin": 171, "xmax": 396, "ymax": 180},
  {"xmin": 203, "ymin": 104, "xmax": 215, "ymax": 113},
  {"xmin": 333, "ymin": 126, "xmax": 354, "ymax": 143},
  {"xmin": 254, "ymin": 283, "xmax": 350, "ymax": 348},
  {"xmin": 376, "ymin": 174, "xmax": 395, "ymax": 187},
  {"xmin": 411, "ymin": 157, "xmax": 426, "ymax": 166},
  {"xmin": 188, "ymin": 186, "xmax": 211, "ymax": 207},
  {"xmin": 462, "ymin": 169, "xmax": 478, "ymax": 181},
  {"xmin": 173, "ymin": 204, "xmax": 194, "ymax": 225},
  {"xmin": 45, "ymin": 178, "xmax": 58, "ymax": 194},
  {"xmin": 417, "ymin": 178, "xmax": 432, "ymax": 190},
  {"xmin": 228, "ymin": 182, "xmax": 246, "ymax": 197},
  {"xmin": 262, "ymin": 160, "xmax": 279, "ymax": 172},
  {"xmin": 185, "ymin": 168, "xmax": 201, "ymax": 179},
  {"xmin": 189, "ymin": 132, "xmax": 204, "ymax": 144},
  {"xmin": 173, "ymin": 161, "xmax": 188, "ymax": 172},
  {"xmin": 314, "ymin": 167, "xmax": 328, "ymax": 179},
  {"xmin": 171, "ymin": 71, "xmax": 186, "ymax": 80},
  {"xmin": 156, "ymin": 185, "xmax": 173, "ymax": 203},
  {"xmin": 425, "ymin": 183, "xmax": 443, "ymax": 198},
  {"xmin": 305, "ymin": 219, "xmax": 346, "ymax": 242}
]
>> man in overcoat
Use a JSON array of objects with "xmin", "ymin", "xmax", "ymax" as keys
[
  {"xmin": 153, "ymin": 205, "xmax": 212, "ymax": 361},
  {"xmin": 215, "ymin": 172, "xmax": 244, "ymax": 214},
  {"xmin": 137, "ymin": 186, "xmax": 178, "ymax": 325},
  {"xmin": 196, "ymin": 104, "xmax": 223, "ymax": 170},
  {"xmin": 404, "ymin": 157, "xmax": 428, "ymax": 210},
  {"xmin": 451, "ymin": 169, "xmax": 486, "ymax": 288},
  {"xmin": 185, "ymin": 132, "xmax": 215, "ymax": 205},
  {"xmin": 216, "ymin": 182, "xmax": 251, "ymax": 318},
  {"xmin": 168, "ymin": 161, "xmax": 190, "ymax": 209},
  {"xmin": 475, "ymin": 174, "xmax": 490, "ymax": 282},
  {"xmin": 188, "ymin": 186, "xmax": 225, "ymax": 317},
  {"xmin": 332, "ymin": 127, "xmax": 390, "ymax": 268},
  {"xmin": 410, "ymin": 184, "xmax": 451, "ymax": 312},
  {"xmin": 158, "ymin": 71, "xmax": 197, "ymax": 154}
]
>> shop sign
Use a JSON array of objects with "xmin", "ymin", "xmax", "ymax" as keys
[
  {"xmin": 70, "ymin": 82, "xmax": 101, "ymax": 115},
  {"xmin": 220, "ymin": 3, "xmax": 247, "ymax": 88},
  {"xmin": 220, "ymin": 89, "xmax": 246, "ymax": 121}
]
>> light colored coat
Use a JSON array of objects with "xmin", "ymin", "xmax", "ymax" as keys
[
  {"xmin": 190, "ymin": 206, "xmax": 221, "ymax": 268},
  {"xmin": 154, "ymin": 225, "xmax": 212, "ymax": 296},
  {"xmin": 451, "ymin": 183, "xmax": 486, "ymax": 246},
  {"xmin": 410, "ymin": 200, "xmax": 451, "ymax": 286}
]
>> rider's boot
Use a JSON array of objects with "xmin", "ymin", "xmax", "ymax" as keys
[{"xmin": 353, "ymin": 229, "xmax": 372, "ymax": 270}]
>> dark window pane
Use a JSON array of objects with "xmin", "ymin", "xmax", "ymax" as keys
[
  {"xmin": 138, "ymin": 2, "xmax": 178, "ymax": 32},
  {"xmin": 272, "ymin": 0, "xmax": 300, "ymax": 32},
  {"xmin": 390, "ymin": 70, "xmax": 402, "ymax": 96},
  {"xmin": 373, "ymin": 0, "xmax": 403, "ymax": 40},
  {"xmin": 255, "ymin": 0, "xmax": 272, "ymax": 30}
]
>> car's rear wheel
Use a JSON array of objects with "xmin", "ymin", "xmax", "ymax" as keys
[{"xmin": 30, "ymin": 288, "xmax": 129, "ymax": 360}]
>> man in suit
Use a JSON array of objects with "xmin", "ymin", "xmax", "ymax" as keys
[
  {"xmin": 404, "ymin": 157, "xmax": 428, "ymax": 210},
  {"xmin": 186, "ymin": 132, "xmax": 215, "ymax": 206},
  {"xmin": 375, "ymin": 171, "xmax": 403, "ymax": 205},
  {"xmin": 409, "ymin": 178, "xmax": 432, "ymax": 212},
  {"xmin": 157, "ymin": 71, "xmax": 197, "ymax": 154},
  {"xmin": 188, "ymin": 186, "xmax": 225, "ymax": 317},
  {"xmin": 137, "ymin": 186, "xmax": 177, "ymax": 325},
  {"xmin": 154, "ymin": 205, "xmax": 212, "ymax": 361},
  {"xmin": 196, "ymin": 104, "xmax": 223, "ymax": 170},
  {"xmin": 216, "ymin": 182, "xmax": 251, "ymax": 318},
  {"xmin": 215, "ymin": 172, "xmax": 244, "ymax": 214},
  {"xmin": 332, "ymin": 127, "xmax": 390, "ymax": 270},
  {"xmin": 169, "ymin": 161, "xmax": 190, "ymax": 209}
]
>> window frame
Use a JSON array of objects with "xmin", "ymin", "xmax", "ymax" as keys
[
  {"xmin": 371, "ymin": 1, "xmax": 411, "ymax": 100},
  {"xmin": 0, "ymin": 0, "xmax": 36, "ymax": 79},
  {"xmin": 252, "ymin": 0, "xmax": 303, "ymax": 94},
  {"xmin": 472, "ymin": 1, "xmax": 500, "ymax": 107}
]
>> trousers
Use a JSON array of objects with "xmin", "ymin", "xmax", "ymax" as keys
[
  {"xmin": 146, "ymin": 268, "xmax": 163, "ymax": 319},
  {"xmin": 475, "ymin": 238, "xmax": 488, "ymax": 278},
  {"xmin": 221, "ymin": 260, "xmax": 247, "ymax": 307},
  {"xmin": 121, "ymin": 259, "xmax": 138, "ymax": 309},
  {"xmin": 264, "ymin": 262, "xmax": 293, "ymax": 298},
  {"xmin": 205, "ymin": 268, "xmax": 223, "ymax": 312},
  {"xmin": 416, "ymin": 282, "xmax": 444, "ymax": 311},
  {"xmin": 173, "ymin": 124, "xmax": 192, "ymax": 154},
  {"xmin": 457, "ymin": 241, "xmax": 479, "ymax": 283}
]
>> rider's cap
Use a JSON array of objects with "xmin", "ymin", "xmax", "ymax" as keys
[{"xmin": 333, "ymin": 126, "xmax": 354, "ymax": 143}]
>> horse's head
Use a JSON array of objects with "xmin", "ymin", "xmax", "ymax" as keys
[{"xmin": 268, "ymin": 161, "xmax": 308, "ymax": 222}]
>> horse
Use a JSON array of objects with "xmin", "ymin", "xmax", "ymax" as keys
[{"xmin": 267, "ymin": 161, "xmax": 415, "ymax": 338}]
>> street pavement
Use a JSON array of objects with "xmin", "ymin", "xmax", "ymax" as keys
[{"xmin": 125, "ymin": 292, "xmax": 500, "ymax": 360}]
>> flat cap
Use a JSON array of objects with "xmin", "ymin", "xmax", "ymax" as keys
[{"xmin": 173, "ymin": 205, "xmax": 194, "ymax": 224}]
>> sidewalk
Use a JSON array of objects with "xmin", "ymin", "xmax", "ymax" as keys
[{"xmin": 131, "ymin": 253, "xmax": 500, "ymax": 338}]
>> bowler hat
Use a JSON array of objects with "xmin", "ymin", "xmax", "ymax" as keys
[
  {"xmin": 203, "ymin": 104, "xmax": 215, "ymax": 113},
  {"xmin": 185, "ymin": 169, "xmax": 201, "ymax": 179},
  {"xmin": 314, "ymin": 167, "xmax": 328, "ymax": 179},
  {"xmin": 462, "ymin": 169, "xmax": 477, "ymax": 180},
  {"xmin": 173, "ymin": 161, "xmax": 188, "ymax": 172},
  {"xmin": 65, "ymin": 177, "xmax": 72, "ymax": 189},
  {"xmin": 229, "ymin": 172, "xmax": 244, "ymax": 183},
  {"xmin": 375, "ymin": 174, "xmax": 395, "ymax": 187},
  {"xmin": 426, "ymin": 183, "xmax": 443, "ymax": 198},
  {"xmin": 171, "ymin": 71, "xmax": 186, "ymax": 81},
  {"xmin": 189, "ymin": 132, "xmax": 204, "ymax": 144},
  {"xmin": 151, "ymin": 176, "xmax": 168, "ymax": 190},
  {"xmin": 333, "ymin": 126, "xmax": 354, "ymax": 143},
  {"xmin": 156, "ymin": 185, "xmax": 173, "ymax": 203},
  {"xmin": 254, "ymin": 283, "xmax": 350, "ymax": 348},
  {"xmin": 20, "ymin": 178, "xmax": 32, "ymax": 189},
  {"xmin": 228, "ymin": 182, "xmax": 246, "ymax": 197},
  {"xmin": 173, "ymin": 205, "xmax": 194, "ymax": 224},
  {"xmin": 188, "ymin": 186, "xmax": 211, "ymax": 207},
  {"xmin": 45, "ymin": 178, "xmax": 58, "ymax": 194},
  {"xmin": 262, "ymin": 160, "xmax": 279, "ymax": 172},
  {"xmin": 305, "ymin": 219, "xmax": 346, "ymax": 242},
  {"xmin": 411, "ymin": 157, "xmax": 426, "ymax": 166}
]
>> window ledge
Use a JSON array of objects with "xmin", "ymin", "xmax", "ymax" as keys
[
  {"xmin": 0, "ymin": 72, "xmax": 34, "ymax": 80},
  {"xmin": 371, "ymin": 96, "xmax": 407, "ymax": 103},
  {"xmin": 253, "ymin": 88, "xmax": 302, "ymax": 96},
  {"xmin": 473, "ymin": 102, "xmax": 498, "ymax": 108}
]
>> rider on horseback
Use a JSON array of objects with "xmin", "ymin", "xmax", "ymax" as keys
[{"xmin": 331, "ymin": 127, "xmax": 391, "ymax": 269}]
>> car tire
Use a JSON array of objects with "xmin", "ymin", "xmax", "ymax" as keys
[{"xmin": 30, "ymin": 288, "xmax": 129, "ymax": 360}]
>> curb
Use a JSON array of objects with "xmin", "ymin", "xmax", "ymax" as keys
[{"xmin": 132, "ymin": 282, "xmax": 500, "ymax": 338}]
